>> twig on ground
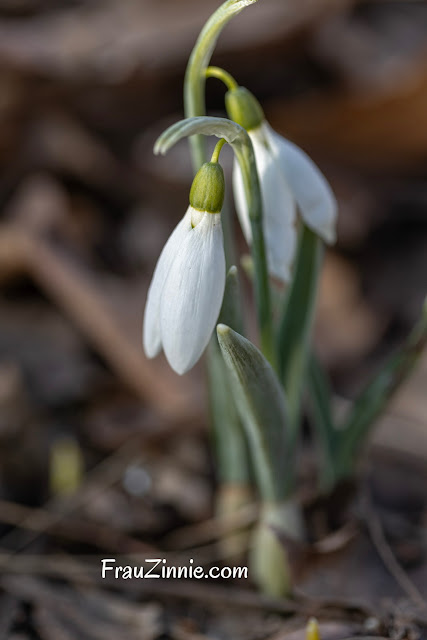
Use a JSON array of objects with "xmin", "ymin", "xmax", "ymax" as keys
[
  {"xmin": 162, "ymin": 502, "xmax": 257, "ymax": 550},
  {"xmin": 361, "ymin": 488, "xmax": 426, "ymax": 610},
  {"xmin": 0, "ymin": 498, "xmax": 154, "ymax": 554},
  {"xmin": 0, "ymin": 214, "xmax": 198, "ymax": 418},
  {"xmin": 0, "ymin": 434, "xmax": 147, "ymax": 554},
  {"xmin": 0, "ymin": 569, "xmax": 374, "ymax": 622}
]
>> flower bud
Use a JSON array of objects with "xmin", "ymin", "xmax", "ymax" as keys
[
  {"xmin": 189, "ymin": 162, "xmax": 225, "ymax": 214},
  {"xmin": 225, "ymin": 86, "xmax": 264, "ymax": 132}
]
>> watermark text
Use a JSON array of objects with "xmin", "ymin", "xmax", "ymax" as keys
[{"xmin": 101, "ymin": 558, "xmax": 248, "ymax": 580}]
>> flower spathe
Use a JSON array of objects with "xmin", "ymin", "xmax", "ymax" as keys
[
  {"xmin": 227, "ymin": 87, "xmax": 337, "ymax": 282},
  {"xmin": 143, "ymin": 205, "xmax": 226, "ymax": 375}
]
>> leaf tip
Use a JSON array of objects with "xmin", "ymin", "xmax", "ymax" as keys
[
  {"xmin": 153, "ymin": 139, "xmax": 164, "ymax": 155},
  {"xmin": 217, "ymin": 323, "xmax": 230, "ymax": 338}
]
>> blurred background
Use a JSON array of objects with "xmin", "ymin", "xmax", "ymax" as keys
[{"xmin": 0, "ymin": 0, "xmax": 426, "ymax": 637}]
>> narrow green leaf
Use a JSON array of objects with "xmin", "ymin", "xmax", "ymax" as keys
[
  {"xmin": 337, "ymin": 298, "xmax": 427, "ymax": 477},
  {"xmin": 207, "ymin": 340, "xmax": 249, "ymax": 484},
  {"xmin": 208, "ymin": 267, "xmax": 248, "ymax": 484},
  {"xmin": 277, "ymin": 224, "xmax": 322, "ymax": 446},
  {"xmin": 307, "ymin": 353, "xmax": 338, "ymax": 491},
  {"xmin": 218, "ymin": 266, "xmax": 244, "ymax": 334},
  {"xmin": 217, "ymin": 324, "xmax": 290, "ymax": 501}
]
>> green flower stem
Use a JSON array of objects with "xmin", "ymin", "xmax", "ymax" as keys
[
  {"xmin": 182, "ymin": 6, "xmax": 257, "ymax": 546},
  {"xmin": 184, "ymin": 0, "xmax": 258, "ymax": 171},
  {"xmin": 154, "ymin": 116, "xmax": 274, "ymax": 363},
  {"xmin": 175, "ymin": 0, "xmax": 270, "ymax": 359},
  {"xmin": 277, "ymin": 225, "xmax": 323, "ymax": 470},
  {"xmin": 234, "ymin": 143, "xmax": 274, "ymax": 364},
  {"xmin": 206, "ymin": 66, "xmax": 238, "ymax": 91},
  {"xmin": 183, "ymin": 1, "xmax": 267, "ymax": 343},
  {"xmin": 335, "ymin": 298, "xmax": 427, "ymax": 479},
  {"xmin": 211, "ymin": 137, "xmax": 227, "ymax": 163}
]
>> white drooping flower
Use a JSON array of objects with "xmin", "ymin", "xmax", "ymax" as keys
[
  {"xmin": 143, "ymin": 162, "xmax": 226, "ymax": 375},
  {"xmin": 226, "ymin": 87, "xmax": 337, "ymax": 282}
]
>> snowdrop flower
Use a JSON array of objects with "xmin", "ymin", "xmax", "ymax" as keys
[
  {"xmin": 226, "ymin": 86, "xmax": 337, "ymax": 282},
  {"xmin": 143, "ymin": 158, "xmax": 226, "ymax": 375}
]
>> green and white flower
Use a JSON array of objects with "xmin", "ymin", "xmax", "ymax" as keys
[
  {"xmin": 226, "ymin": 86, "xmax": 337, "ymax": 282},
  {"xmin": 143, "ymin": 161, "xmax": 226, "ymax": 375}
]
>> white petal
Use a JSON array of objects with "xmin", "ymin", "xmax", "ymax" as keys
[
  {"xmin": 160, "ymin": 213, "xmax": 226, "ymax": 374},
  {"xmin": 232, "ymin": 155, "xmax": 252, "ymax": 244},
  {"xmin": 268, "ymin": 126, "xmax": 337, "ymax": 244},
  {"xmin": 143, "ymin": 207, "xmax": 192, "ymax": 358},
  {"xmin": 250, "ymin": 124, "xmax": 297, "ymax": 281}
]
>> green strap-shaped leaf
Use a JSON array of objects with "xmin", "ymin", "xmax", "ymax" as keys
[
  {"xmin": 207, "ymin": 340, "xmax": 249, "ymax": 484},
  {"xmin": 307, "ymin": 353, "xmax": 338, "ymax": 491},
  {"xmin": 217, "ymin": 324, "xmax": 290, "ymax": 501},
  {"xmin": 336, "ymin": 298, "xmax": 427, "ymax": 477},
  {"xmin": 277, "ymin": 224, "xmax": 322, "ymax": 452},
  {"xmin": 219, "ymin": 266, "xmax": 244, "ymax": 335},
  {"xmin": 209, "ymin": 267, "xmax": 248, "ymax": 485}
]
